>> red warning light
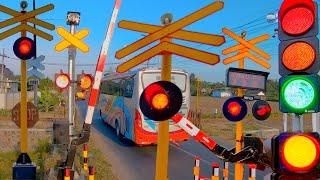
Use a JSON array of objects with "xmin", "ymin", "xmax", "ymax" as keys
[
  {"xmin": 252, "ymin": 100, "xmax": 271, "ymax": 121},
  {"xmin": 228, "ymin": 102, "xmax": 241, "ymax": 116},
  {"xmin": 13, "ymin": 37, "xmax": 35, "ymax": 60},
  {"xmin": 279, "ymin": 0, "xmax": 315, "ymax": 36},
  {"xmin": 140, "ymin": 81, "xmax": 182, "ymax": 121},
  {"xmin": 19, "ymin": 40, "xmax": 32, "ymax": 55}
]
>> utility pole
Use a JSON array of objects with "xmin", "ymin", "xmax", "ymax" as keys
[
  {"xmin": 66, "ymin": 12, "xmax": 80, "ymax": 144},
  {"xmin": 1, "ymin": 49, "xmax": 5, "ymax": 93},
  {"xmin": 32, "ymin": 0, "xmax": 39, "ymax": 107}
]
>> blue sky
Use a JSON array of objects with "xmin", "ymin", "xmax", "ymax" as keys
[{"xmin": 0, "ymin": 0, "xmax": 284, "ymax": 82}]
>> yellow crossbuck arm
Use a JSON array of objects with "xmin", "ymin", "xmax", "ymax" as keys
[
  {"xmin": 116, "ymin": 1, "xmax": 224, "ymax": 59},
  {"xmin": 117, "ymin": 42, "xmax": 220, "ymax": 73},
  {"xmin": 164, "ymin": 42, "xmax": 220, "ymax": 65},
  {"xmin": 0, "ymin": 4, "xmax": 54, "ymax": 29},
  {"xmin": 56, "ymin": 27, "xmax": 89, "ymax": 53},
  {"xmin": 222, "ymin": 34, "xmax": 270, "ymax": 55},
  {"xmin": 223, "ymin": 52, "xmax": 247, "ymax": 65},
  {"xmin": 0, "ymin": 24, "xmax": 53, "ymax": 40},
  {"xmin": 0, "ymin": 24, "xmax": 24, "ymax": 40},
  {"xmin": 245, "ymin": 52, "xmax": 271, "ymax": 69},
  {"xmin": 118, "ymin": 20, "xmax": 225, "ymax": 46},
  {"xmin": 223, "ymin": 52, "xmax": 271, "ymax": 69},
  {"xmin": 55, "ymin": 29, "xmax": 89, "ymax": 52},
  {"xmin": 222, "ymin": 28, "xmax": 270, "ymax": 60},
  {"xmin": 117, "ymin": 42, "xmax": 166, "ymax": 73},
  {"xmin": 24, "ymin": 25, "xmax": 53, "ymax": 41},
  {"xmin": 0, "ymin": 5, "xmax": 54, "ymax": 30}
]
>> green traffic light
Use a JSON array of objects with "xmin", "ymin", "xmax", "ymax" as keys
[{"xmin": 281, "ymin": 76, "xmax": 316, "ymax": 112}]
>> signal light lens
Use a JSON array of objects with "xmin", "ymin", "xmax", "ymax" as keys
[
  {"xmin": 139, "ymin": 81, "xmax": 182, "ymax": 121},
  {"xmin": 282, "ymin": 42, "xmax": 315, "ymax": 71},
  {"xmin": 228, "ymin": 102, "xmax": 241, "ymax": 116},
  {"xmin": 19, "ymin": 40, "xmax": 32, "ymax": 55},
  {"xmin": 151, "ymin": 93, "xmax": 169, "ymax": 110},
  {"xmin": 55, "ymin": 73, "xmax": 70, "ymax": 90},
  {"xmin": 282, "ymin": 78, "xmax": 315, "ymax": 110},
  {"xmin": 281, "ymin": 7, "xmax": 314, "ymax": 35},
  {"xmin": 281, "ymin": 134, "xmax": 320, "ymax": 172},
  {"xmin": 80, "ymin": 74, "xmax": 93, "ymax": 90},
  {"xmin": 222, "ymin": 97, "xmax": 247, "ymax": 122},
  {"xmin": 252, "ymin": 100, "xmax": 271, "ymax": 121}
]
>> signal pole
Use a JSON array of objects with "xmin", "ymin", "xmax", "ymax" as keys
[
  {"xmin": 155, "ymin": 13, "xmax": 173, "ymax": 180},
  {"xmin": 66, "ymin": 12, "xmax": 80, "ymax": 143}
]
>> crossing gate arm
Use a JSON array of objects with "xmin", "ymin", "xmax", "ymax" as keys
[
  {"xmin": 171, "ymin": 114, "xmax": 271, "ymax": 167},
  {"xmin": 57, "ymin": 0, "xmax": 122, "ymax": 178}
]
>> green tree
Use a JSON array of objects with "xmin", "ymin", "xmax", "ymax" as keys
[
  {"xmin": 38, "ymin": 78, "xmax": 63, "ymax": 112},
  {"xmin": 266, "ymin": 79, "xmax": 279, "ymax": 101}
]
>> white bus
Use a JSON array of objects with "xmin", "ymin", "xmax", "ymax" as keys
[{"xmin": 98, "ymin": 68, "xmax": 190, "ymax": 145}]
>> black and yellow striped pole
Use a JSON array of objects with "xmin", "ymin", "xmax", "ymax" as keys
[{"xmin": 83, "ymin": 144, "xmax": 89, "ymax": 172}]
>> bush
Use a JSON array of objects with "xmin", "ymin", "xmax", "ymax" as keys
[{"xmin": 37, "ymin": 78, "xmax": 63, "ymax": 112}]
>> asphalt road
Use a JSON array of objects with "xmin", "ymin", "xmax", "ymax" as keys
[{"xmin": 77, "ymin": 100, "xmax": 271, "ymax": 180}]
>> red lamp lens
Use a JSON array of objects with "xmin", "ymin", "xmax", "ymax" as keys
[
  {"xmin": 282, "ymin": 7, "xmax": 314, "ymax": 35},
  {"xmin": 257, "ymin": 106, "xmax": 271, "ymax": 116},
  {"xmin": 282, "ymin": 42, "xmax": 315, "ymax": 71},
  {"xmin": 19, "ymin": 40, "xmax": 32, "ymax": 55},
  {"xmin": 228, "ymin": 102, "xmax": 241, "ymax": 116}
]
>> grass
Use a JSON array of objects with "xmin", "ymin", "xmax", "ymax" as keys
[
  {"xmin": 0, "ymin": 139, "xmax": 61, "ymax": 180},
  {"xmin": 73, "ymin": 138, "xmax": 118, "ymax": 180},
  {"xmin": 0, "ymin": 109, "xmax": 10, "ymax": 117},
  {"xmin": 73, "ymin": 107, "xmax": 118, "ymax": 180}
]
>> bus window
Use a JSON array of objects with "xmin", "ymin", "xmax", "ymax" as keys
[
  {"xmin": 123, "ymin": 78, "xmax": 134, "ymax": 98},
  {"xmin": 142, "ymin": 72, "xmax": 187, "ymax": 92},
  {"xmin": 100, "ymin": 80, "xmax": 120, "ymax": 95}
]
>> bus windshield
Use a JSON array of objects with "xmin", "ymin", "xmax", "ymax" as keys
[{"xmin": 142, "ymin": 72, "xmax": 187, "ymax": 92}]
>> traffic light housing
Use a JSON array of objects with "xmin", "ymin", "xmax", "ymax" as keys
[
  {"xmin": 280, "ymin": 75, "xmax": 320, "ymax": 113},
  {"xmin": 222, "ymin": 97, "xmax": 247, "ymax": 122},
  {"xmin": 13, "ymin": 37, "xmax": 36, "ymax": 60},
  {"xmin": 252, "ymin": 100, "xmax": 271, "ymax": 121},
  {"xmin": 272, "ymin": 132, "xmax": 320, "ymax": 176},
  {"xmin": 278, "ymin": 0, "xmax": 320, "ymax": 113},
  {"xmin": 79, "ymin": 74, "xmax": 93, "ymax": 90},
  {"xmin": 139, "ymin": 81, "xmax": 182, "ymax": 121},
  {"xmin": 55, "ymin": 72, "xmax": 70, "ymax": 90}
]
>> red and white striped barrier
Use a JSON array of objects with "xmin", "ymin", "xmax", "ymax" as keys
[
  {"xmin": 223, "ymin": 161, "xmax": 229, "ymax": 180},
  {"xmin": 171, "ymin": 114, "xmax": 217, "ymax": 150},
  {"xmin": 211, "ymin": 163, "xmax": 219, "ymax": 180},
  {"xmin": 85, "ymin": 0, "xmax": 122, "ymax": 125},
  {"xmin": 248, "ymin": 164, "xmax": 257, "ymax": 180}
]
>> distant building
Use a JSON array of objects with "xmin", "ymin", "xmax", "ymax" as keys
[
  {"xmin": 211, "ymin": 88, "xmax": 233, "ymax": 98},
  {"xmin": 0, "ymin": 64, "xmax": 14, "ymax": 80},
  {"xmin": 0, "ymin": 64, "xmax": 17, "ymax": 93}
]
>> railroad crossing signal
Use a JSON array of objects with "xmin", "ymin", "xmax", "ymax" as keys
[
  {"xmin": 55, "ymin": 27, "xmax": 90, "ymax": 53},
  {"xmin": 222, "ymin": 28, "xmax": 271, "ymax": 69},
  {"xmin": 140, "ymin": 81, "xmax": 183, "ymax": 121},
  {"xmin": 0, "ymin": 4, "xmax": 55, "ymax": 41},
  {"xmin": 116, "ymin": 1, "xmax": 225, "ymax": 73}
]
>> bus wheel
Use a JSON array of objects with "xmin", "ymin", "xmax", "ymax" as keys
[{"xmin": 115, "ymin": 120, "xmax": 124, "ymax": 140}]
